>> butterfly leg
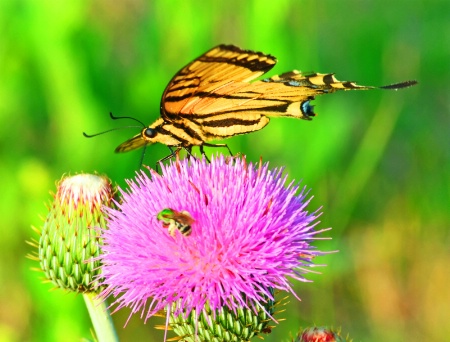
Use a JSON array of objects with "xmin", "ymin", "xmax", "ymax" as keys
[
  {"xmin": 202, "ymin": 143, "xmax": 233, "ymax": 158},
  {"xmin": 139, "ymin": 144, "xmax": 148, "ymax": 168},
  {"xmin": 198, "ymin": 145, "xmax": 210, "ymax": 162},
  {"xmin": 155, "ymin": 146, "xmax": 182, "ymax": 172},
  {"xmin": 183, "ymin": 146, "xmax": 197, "ymax": 160}
]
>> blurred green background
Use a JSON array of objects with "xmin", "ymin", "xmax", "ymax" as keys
[{"xmin": 1, "ymin": 0, "xmax": 448, "ymax": 341}]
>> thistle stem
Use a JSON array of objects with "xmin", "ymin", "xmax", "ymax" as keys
[{"xmin": 83, "ymin": 293, "xmax": 119, "ymax": 342}]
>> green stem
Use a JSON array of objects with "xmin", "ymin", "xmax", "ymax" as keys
[{"xmin": 83, "ymin": 293, "xmax": 119, "ymax": 342}]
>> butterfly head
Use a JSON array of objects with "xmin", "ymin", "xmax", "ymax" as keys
[
  {"xmin": 143, "ymin": 127, "xmax": 157, "ymax": 139},
  {"xmin": 115, "ymin": 118, "xmax": 182, "ymax": 153}
]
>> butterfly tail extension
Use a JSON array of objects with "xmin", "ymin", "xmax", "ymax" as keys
[{"xmin": 380, "ymin": 80, "xmax": 418, "ymax": 90}]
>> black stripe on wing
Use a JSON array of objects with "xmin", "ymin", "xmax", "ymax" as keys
[
  {"xmin": 196, "ymin": 44, "xmax": 277, "ymax": 72},
  {"xmin": 198, "ymin": 116, "xmax": 267, "ymax": 128}
]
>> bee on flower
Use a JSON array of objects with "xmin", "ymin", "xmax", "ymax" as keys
[{"xmin": 157, "ymin": 208, "xmax": 194, "ymax": 237}]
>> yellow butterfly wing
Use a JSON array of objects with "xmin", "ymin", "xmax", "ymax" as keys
[
  {"xmin": 160, "ymin": 45, "xmax": 416, "ymax": 141},
  {"xmin": 114, "ymin": 44, "xmax": 417, "ymax": 152},
  {"xmin": 161, "ymin": 44, "xmax": 277, "ymax": 121}
]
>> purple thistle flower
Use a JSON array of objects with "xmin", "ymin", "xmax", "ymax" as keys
[{"xmin": 98, "ymin": 155, "xmax": 329, "ymax": 322}]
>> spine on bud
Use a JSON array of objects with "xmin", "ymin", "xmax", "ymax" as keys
[{"xmin": 168, "ymin": 291, "xmax": 276, "ymax": 342}]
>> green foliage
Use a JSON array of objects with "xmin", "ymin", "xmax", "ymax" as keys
[{"xmin": 1, "ymin": 1, "xmax": 448, "ymax": 341}]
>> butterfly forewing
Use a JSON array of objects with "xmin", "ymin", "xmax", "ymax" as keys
[{"xmin": 161, "ymin": 45, "xmax": 277, "ymax": 120}]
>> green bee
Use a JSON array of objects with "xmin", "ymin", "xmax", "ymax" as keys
[{"xmin": 157, "ymin": 208, "xmax": 194, "ymax": 237}]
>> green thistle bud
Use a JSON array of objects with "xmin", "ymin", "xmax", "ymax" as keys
[
  {"xmin": 168, "ymin": 293, "xmax": 276, "ymax": 342},
  {"xmin": 38, "ymin": 174, "xmax": 114, "ymax": 293},
  {"xmin": 294, "ymin": 326, "xmax": 348, "ymax": 342}
]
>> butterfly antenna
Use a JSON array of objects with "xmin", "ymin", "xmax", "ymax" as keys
[
  {"xmin": 83, "ymin": 112, "xmax": 147, "ymax": 138},
  {"xmin": 83, "ymin": 126, "xmax": 143, "ymax": 138},
  {"xmin": 109, "ymin": 112, "xmax": 147, "ymax": 127}
]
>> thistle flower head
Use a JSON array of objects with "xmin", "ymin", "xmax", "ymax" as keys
[
  {"xmin": 38, "ymin": 173, "xmax": 114, "ymax": 292},
  {"xmin": 99, "ymin": 156, "xmax": 329, "ymax": 324}
]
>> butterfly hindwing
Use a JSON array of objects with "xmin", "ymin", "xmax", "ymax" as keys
[{"xmin": 167, "ymin": 71, "xmax": 370, "ymax": 140}]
